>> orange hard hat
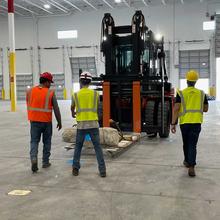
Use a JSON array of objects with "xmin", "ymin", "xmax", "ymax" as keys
[{"xmin": 40, "ymin": 72, "xmax": 54, "ymax": 83}]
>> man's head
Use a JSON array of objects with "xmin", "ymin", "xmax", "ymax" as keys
[
  {"xmin": 39, "ymin": 72, "xmax": 54, "ymax": 88},
  {"xmin": 79, "ymin": 71, "xmax": 92, "ymax": 87},
  {"xmin": 186, "ymin": 70, "xmax": 199, "ymax": 87}
]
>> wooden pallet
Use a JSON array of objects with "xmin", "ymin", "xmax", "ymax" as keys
[{"xmin": 64, "ymin": 133, "xmax": 141, "ymax": 158}]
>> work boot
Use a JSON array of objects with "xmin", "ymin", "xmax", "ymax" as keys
[
  {"xmin": 72, "ymin": 167, "xmax": 79, "ymax": 176},
  {"xmin": 31, "ymin": 160, "xmax": 38, "ymax": 173},
  {"xmin": 42, "ymin": 162, "xmax": 51, "ymax": 168},
  {"xmin": 100, "ymin": 171, "xmax": 106, "ymax": 178},
  {"xmin": 188, "ymin": 167, "xmax": 196, "ymax": 177},
  {"xmin": 183, "ymin": 160, "xmax": 190, "ymax": 168}
]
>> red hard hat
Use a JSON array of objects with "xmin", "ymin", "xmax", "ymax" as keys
[{"xmin": 40, "ymin": 72, "xmax": 54, "ymax": 83}]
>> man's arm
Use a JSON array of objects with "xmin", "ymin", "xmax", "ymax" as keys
[
  {"xmin": 71, "ymin": 95, "xmax": 76, "ymax": 118},
  {"xmin": 52, "ymin": 94, "xmax": 62, "ymax": 130},
  {"xmin": 203, "ymin": 95, "xmax": 209, "ymax": 112}
]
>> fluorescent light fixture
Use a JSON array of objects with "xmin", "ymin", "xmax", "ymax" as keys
[
  {"xmin": 58, "ymin": 30, "xmax": 78, "ymax": 39},
  {"xmin": 202, "ymin": 62, "xmax": 206, "ymax": 66},
  {"xmin": 203, "ymin": 21, "xmax": 215, "ymax": 31},
  {"xmin": 115, "ymin": 0, "xmax": 121, "ymax": 3},
  {"xmin": 155, "ymin": 33, "xmax": 162, "ymax": 41},
  {"xmin": 44, "ymin": 4, "xmax": 51, "ymax": 9}
]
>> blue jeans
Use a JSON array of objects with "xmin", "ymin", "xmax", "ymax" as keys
[
  {"xmin": 72, "ymin": 128, "xmax": 106, "ymax": 173},
  {"xmin": 180, "ymin": 124, "xmax": 201, "ymax": 166},
  {"xmin": 30, "ymin": 121, "xmax": 52, "ymax": 164}
]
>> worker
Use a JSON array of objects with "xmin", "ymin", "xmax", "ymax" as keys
[
  {"xmin": 171, "ymin": 70, "xmax": 208, "ymax": 177},
  {"xmin": 26, "ymin": 72, "xmax": 62, "ymax": 173},
  {"xmin": 71, "ymin": 71, "xmax": 106, "ymax": 177}
]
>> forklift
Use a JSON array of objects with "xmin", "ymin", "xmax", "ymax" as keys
[{"xmin": 93, "ymin": 10, "xmax": 174, "ymax": 138}]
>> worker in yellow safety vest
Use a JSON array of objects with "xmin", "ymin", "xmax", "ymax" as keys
[
  {"xmin": 171, "ymin": 70, "xmax": 209, "ymax": 177},
  {"xmin": 71, "ymin": 71, "xmax": 106, "ymax": 177},
  {"xmin": 26, "ymin": 72, "xmax": 62, "ymax": 173}
]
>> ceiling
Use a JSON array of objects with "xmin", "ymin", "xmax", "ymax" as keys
[{"xmin": 0, "ymin": 0, "xmax": 217, "ymax": 17}]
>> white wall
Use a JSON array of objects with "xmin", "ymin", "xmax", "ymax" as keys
[{"xmin": 0, "ymin": 1, "xmax": 219, "ymax": 99}]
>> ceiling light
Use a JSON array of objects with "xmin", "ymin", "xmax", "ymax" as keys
[
  {"xmin": 155, "ymin": 33, "xmax": 162, "ymax": 41},
  {"xmin": 44, "ymin": 4, "xmax": 51, "ymax": 9},
  {"xmin": 115, "ymin": 0, "xmax": 121, "ymax": 3}
]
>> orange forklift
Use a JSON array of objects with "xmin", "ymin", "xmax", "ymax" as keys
[{"xmin": 94, "ymin": 10, "xmax": 174, "ymax": 138}]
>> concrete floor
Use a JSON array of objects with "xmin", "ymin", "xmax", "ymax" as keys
[{"xmin": 0, "ymin": 100, "xmax": 220, "ymax": 220}]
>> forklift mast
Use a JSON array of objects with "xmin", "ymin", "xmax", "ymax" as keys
[{"xmin": 98, "ymin": 10, "xmax": 174, "ymax": 137}]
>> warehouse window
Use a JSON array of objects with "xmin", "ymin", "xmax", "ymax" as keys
[
  {"xmin": 16, "ymin": 74, "xmax": 33, "ymax": 100},
  {"xmin": 50, "ymin": 73, "xmax": 65, "ymax": 100},
  {"xmin": 57, "ymin": 30, "xmax": 77, "ymax": 39},
  {"xmin": 179, "ymin": 50, "xmax": 210, "ymax": 79},
  {"xmin": 179, "ymin": 50, "xmax": 210, "ymax": 93},
  {"xmin": 70, "ymin": 56, "xmax": 97, "ymax": 81}
]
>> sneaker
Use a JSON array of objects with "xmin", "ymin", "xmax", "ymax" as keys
[
  {"xmin": 183, "ymin": 161, "xmax": 190, "ymax": 168},
  {"xmin": 72, "ymin": 167, "xmax": 79, "ymax": 176},
  {"xmin": 188, "ymin": 167, "xmax": 196, "ymax": 177},
  {"xmin": 100, "ymin": 172, "xmax": 106, "ymax": 178},
  {"xmin": 42, "ymin": 163, "xmax": 51, "ymax": 168},
  {"xmin": 31, "ymin": 160, "xmax": 38, "ymax": 173}
]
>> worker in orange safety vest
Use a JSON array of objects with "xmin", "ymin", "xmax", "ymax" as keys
[{"xmin": 26, "ymin": 72, "xmax": 62, "ymax": 173}]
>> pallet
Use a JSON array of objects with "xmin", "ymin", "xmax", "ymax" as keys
[{"xmin": 64, "ymin": 133, "xmax": 141, "ymax": 158}]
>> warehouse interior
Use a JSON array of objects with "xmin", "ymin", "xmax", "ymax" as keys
[{"xmin": 0, "ymin": 0, "xmax": 220, "ymax": 219}]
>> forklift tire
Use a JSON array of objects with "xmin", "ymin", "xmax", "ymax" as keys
[
  {"xmin": 145, "ymin": 100, "xmax": 157, "ymax": 138},
  {"xmin": 157, "ymin": 101, "xmax": 170, "ymax": 138}
]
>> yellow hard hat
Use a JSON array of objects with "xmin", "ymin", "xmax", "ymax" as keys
[{"xmin": 186, "ymin": 70, "xmax": 199, "ymax": 82}]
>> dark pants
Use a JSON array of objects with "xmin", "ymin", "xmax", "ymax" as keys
[
  {"xmin": 30, "ymin": 121, "xmax": 52, "ymax": 164},
  {"xmin": 72, "ymin": 128, "xmax": 106, "ymax": 173},
  {"xmin": 180, "ymin": 124, "xmax": 201, "ymax": 166}
]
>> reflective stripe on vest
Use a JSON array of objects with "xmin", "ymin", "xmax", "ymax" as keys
[
  {"xmin": 74, "ymin": 90, "xmax": 98, "ymax": 113},
  {"xmin": 27, "ymin": 88, "xmax": 53, "ymax": 113},
  {"xmin": 178, "ymin": 90, "xmax": 204, "ymax": 117}
]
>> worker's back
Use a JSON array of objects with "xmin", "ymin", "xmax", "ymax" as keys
[
  {"xmin": 27, "ymin": 86, "xmax": 54, "ymax": 122},
  {"xmin": 178, "ymin": 87, "xmax": 204, "ymax": 124},
  {"xmin": 74, "ymin": 88, "xmax": 99, "ymax": 122}
]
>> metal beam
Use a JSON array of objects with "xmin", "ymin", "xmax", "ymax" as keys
[
  {"xmin": 40, "ymin": 0, "xmax": 69, "ymax": 13},
  {"xmin": 162, "ymin": 0, "xmax": 166, "ymax": 5},
  {"xmin": 123, "ymin": 0, "xmax": 130, "ymax": 7},
  {"xmin": 2, "ymin": 3, "xmax": 28, "ymax": 16},
  {"xmin": 24, "ymin": 0, "xmax": 53, "ymax": 14},
  {"xmin": 141, "ymin": 0, "xmax": 148, "ymax": 6},
  {"xmin": 82, "ymin": 0, "xmax": 98, "ymax": 10},
  {"xmin": 101, "ymin": 0, "xmax": 114, "ymax": 9},
  {"xmin": 50, "ymin": 0, "xmax": 70, "ymax": 11},
  {"xmin": 62, "ymin": 0, "xmax": 82, "ymax": 12}
]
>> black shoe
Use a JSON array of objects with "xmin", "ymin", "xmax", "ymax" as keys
[
  {"xmin": 183, "ymin": 161, "xmax": 190, "ymax": 168},
  {"xmin": 188, "ymin": 167, "xmax": 196, "ymax": 177},
  {"xmin": 72, "ymin": 167, "xmax": 79, "ymax": 176},
  {"xmin": 31, "ymin": 161, "xmax": 38, "ymax": 173},
  {"xmin": 100, "ymin": 172, "xmax": 106, "ymax": 178},
  {"xmin": 42, "ymin": 163, "xmax": 51, "ymax": 168}
]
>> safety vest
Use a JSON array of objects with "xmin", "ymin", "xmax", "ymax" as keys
[
  {"xmin": 74, "ymin": 88, "xmax": 99, "ymax": 122},
  {"xmin": 178, "ymin": 87, "xmax": 205, "ymax": 124},
  {"xmin": 27, "ymin": 86, "xmax": 54, "ymax": 122}
]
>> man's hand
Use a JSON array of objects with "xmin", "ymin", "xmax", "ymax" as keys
[
  {"xmin": 171, "ymin": 125, "xmax": 176, "ymax": 134},
  {"xmin": 57, "ymin": 123, "xmax": 62, "ymax": 131},
  {"xmin": 72, "ymin": 111, "xmax": 76, "ymax": 118}
]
